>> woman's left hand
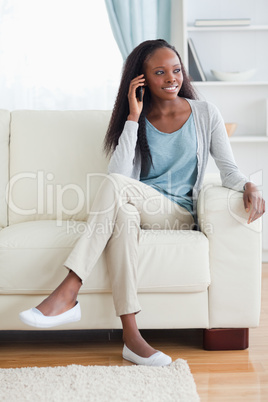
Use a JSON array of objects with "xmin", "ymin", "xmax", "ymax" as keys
[{"xmin": 243, "ymin": 182, "xmax": 265, "ymax": 223}]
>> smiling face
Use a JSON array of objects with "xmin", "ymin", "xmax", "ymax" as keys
[{"xmin": 143, "ymin": 47, "xmax": 183, "ymax": 101}]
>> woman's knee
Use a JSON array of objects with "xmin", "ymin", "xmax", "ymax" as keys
[
  {"xmin": 112, "ymin": 204, "xmax": 140, "ymax": 239},
  {"xmin": 117, "ymin": 203, "xmax": 140, "ymax": 222}
]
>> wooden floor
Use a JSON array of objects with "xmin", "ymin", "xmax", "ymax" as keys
[{"xmin": 0, "ymin": 263, "xmax": 267, "ymax": 401}]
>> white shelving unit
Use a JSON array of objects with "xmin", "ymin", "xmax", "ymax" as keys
[
  {"xmin": 187, "ymin": 25, "xmax": 268, "ymax": 32},
  {"xmin": 230, "ymin": 137, "xmax": 268, "ymax": 143},
  {"xmin": 193, "ymin": 82, "xmax": 268, "ymax": 86},
  {"xmin": 171, "ymin": 0, "xmax": 268, "ymax": 260}
]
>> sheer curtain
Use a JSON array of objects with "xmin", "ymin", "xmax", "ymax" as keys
[
  {"xmin": 105, "ymin": 0, "xmax": 171, "ymax": 60},
  {"xmin": 0, "ymin": 0, "xmax": 123, "ymax": 110}
]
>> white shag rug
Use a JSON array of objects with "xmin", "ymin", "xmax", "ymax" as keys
[{"xmin": 0, "ymin": 359, "xmax": 199, "ymax": 402}]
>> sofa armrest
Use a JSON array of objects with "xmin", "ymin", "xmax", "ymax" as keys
[{"xmin": 197, "ymin": 176, "xmax": 262, "ymax": 328}]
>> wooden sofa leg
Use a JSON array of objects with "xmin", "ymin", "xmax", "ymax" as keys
[{"xmin": 203, "ymin": 328, "xmax": 249, "ymax": 350}]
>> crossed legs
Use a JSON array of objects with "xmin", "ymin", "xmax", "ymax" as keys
[{"xmin": 26, "ymin": 174, "xmax": 194, "ymax": 361}]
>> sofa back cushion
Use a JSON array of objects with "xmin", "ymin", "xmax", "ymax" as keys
[
  {"xmin": 0, "ymin": 110, "xmax": 10, "ymax": 229},
  {"xmin": 8, "ymin": 110, "xmax": 111, "ymax": 224}
]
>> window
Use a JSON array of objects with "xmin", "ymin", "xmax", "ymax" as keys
[{"xmin": 0, "ymin": 0, "xmax": 123, "ymax": 109}]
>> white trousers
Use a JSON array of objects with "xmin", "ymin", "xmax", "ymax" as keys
[{"xmin": 64, "ymin": 173, "xmax": 194, "ymax": 316}]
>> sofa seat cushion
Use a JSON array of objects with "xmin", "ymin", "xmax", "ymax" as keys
[
  {"xmin": 0, "ymin": 220, "xmax": 210, "ymax": 294},
  {"xmin": 137, "ymin": 229, "xmax": 210, "ymax": 292}
]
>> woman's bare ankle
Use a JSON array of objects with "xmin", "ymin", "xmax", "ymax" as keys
[
  {"xmin": 123, "ymin": 333, "xmax": 157, "ymax": 358},
  {"xmin": 36, "ymin": 271, "xmax": 82, "ymax": 316},
  {"xmin": 121, "ymin": 313, "xmax": 157, "ymax": 358}
]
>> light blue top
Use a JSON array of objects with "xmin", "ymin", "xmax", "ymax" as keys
[{"xmin": 140, "ymin": 114, "xmax": 197, "ymax": 214}]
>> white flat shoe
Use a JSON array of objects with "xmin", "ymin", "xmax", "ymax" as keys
[
  {"xmin": 19, "ymin": 301, "xmax": 81, "ymax": 328},
  {"xmin": 122, "ymin": 344, "xmax": 172, "ymax": 366}
]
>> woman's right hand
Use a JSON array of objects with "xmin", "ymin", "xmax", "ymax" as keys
[{"xmin": 127, "ymin": 74, "xmax": 145, "ymax": 122}]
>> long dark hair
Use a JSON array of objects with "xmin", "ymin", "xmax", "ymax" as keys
[{"xmin": 103, "ymin": 39, "xmax": 198, "ymax": 173}]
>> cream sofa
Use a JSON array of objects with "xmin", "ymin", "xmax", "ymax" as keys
[{"xmin": 0, "ymin": 109, "xmax": 262, "ymax": 349}]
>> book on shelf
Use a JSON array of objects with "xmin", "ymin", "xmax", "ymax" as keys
[
  {"xmin": 187, "ymin": 38, "xmax": 206, "ymax": 82},
  {"xmin": 194, "ymin": 18, "xmax": 251, "ymax": 27}
]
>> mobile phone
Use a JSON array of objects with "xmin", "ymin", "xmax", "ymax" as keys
[{"xmin": 136, "ymin": 86, "xmax": 143, "ymax": 102}]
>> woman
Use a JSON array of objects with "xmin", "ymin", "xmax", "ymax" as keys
[{"xmin": 19, "ymin": 39, "xmax": 265, "ymax": 366}]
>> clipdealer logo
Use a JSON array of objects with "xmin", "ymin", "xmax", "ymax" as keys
[{"xmin": 6, "ymin": 171, "xmax": 108, "ymax": 222}]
